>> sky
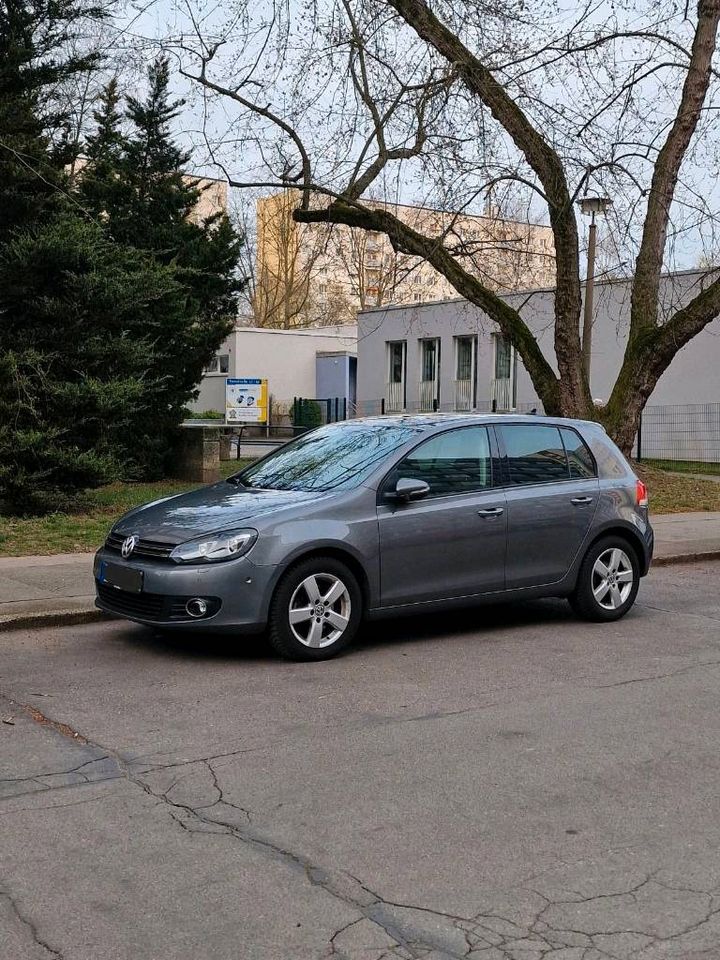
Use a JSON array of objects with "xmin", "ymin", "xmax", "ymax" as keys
[{"xmin": 101, "ymin": 0, "xmax": 720, "ymax": 276}]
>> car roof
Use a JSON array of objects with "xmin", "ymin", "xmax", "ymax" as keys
[{"xmin": 336, "ymin": 413, "xmax": 603, "ymax": 431}]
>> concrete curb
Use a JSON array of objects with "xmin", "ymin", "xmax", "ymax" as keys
[
  {"xmin": 0, "ymin": 550, "xmax": 718, "ymax": 633},
  {"xmin": 652, "ymin": 550, "xmax": 720, "ymax": 567}
]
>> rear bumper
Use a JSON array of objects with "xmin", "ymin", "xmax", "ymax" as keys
[
  {"xmin": 643, "ymin": 526, "xmax": 655, "ymax": 574},
  {"xmin": 93, "ymin": 548, "xmax": 274, "ymax": 631}
]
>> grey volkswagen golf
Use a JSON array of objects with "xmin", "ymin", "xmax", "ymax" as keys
[{"xmin": 94, "ymin": 415, "xmax": 653, "ymax": 660}]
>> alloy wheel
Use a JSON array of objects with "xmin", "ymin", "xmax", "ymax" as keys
[
  {"xmin": 288, "ymin": 573, "xmax": 352, "ymax": 649},
  {"xmin": 591, "ymin": 547, "xmax": 634, "ymax": 611}
]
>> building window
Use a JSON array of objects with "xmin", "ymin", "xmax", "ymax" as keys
[
  {"xmin": 413, "ymin": 293, "xmax": 422, "ymax": 302},
  {"xmin": 204, "ymin": 354, "xmax": 229, "ymax": 375},
  {"xmin": 386, "ymin": 341, "xmax": 406, "ymax": 412},
  {"xmin": 454, "ymin": 336, "xmax": 477, "ymax": 411},
  {"xmin": 421, "ymin": 338, "xmax": 439, "ymax": 383},
  {"xmin": 318, "ymin": 284, "xmax": 327, "ymax": 295},
  {"xmin": 455, "ymin": 336, "xmax": 475, "ymax": 381},
  {"xmin": 419, "ymin": 338, "xmax": 441, "ymax": 410},
  {"xmin": 388, "ymin": 341, "xmax": 406, "ymax": 384},
  {"xmin": 494, "ymin": 334, "xmax": 512, "ymax": 380}
]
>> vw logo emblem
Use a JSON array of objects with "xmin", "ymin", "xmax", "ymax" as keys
[{"xmin": 121, "ymin": 534, "xmax": 139, "ymax": 559}]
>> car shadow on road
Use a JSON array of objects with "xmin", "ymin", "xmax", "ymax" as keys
[
  {"xmin": 106, "ymin": 597, "xmax": 575, "ymax": 663},
  {"xmin": 357, "ymin": 597, "xmax": 574, "ymax": 652}
]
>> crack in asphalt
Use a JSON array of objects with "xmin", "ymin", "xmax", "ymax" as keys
[
  {"xmin": 592, "ymin": 658, "xmax": 720, "ymax": 690},
  {"xmin": 0, "ymin": 755, "xmax": 111, "ymax": 786},
  {"xmin": 5, "ymin": 697, "xmax": 720, "ymax": 959},
  {"xmin": 0, "ymin": 886, "xmax": 65, "ymax": 958},
  {"xmin": 638, "ymin": 601, "xmax": 720, "ymax": 626}
]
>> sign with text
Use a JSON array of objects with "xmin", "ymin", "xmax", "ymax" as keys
[{"xmin": 225, "ymin": 378, "xmax": 268, "ymax": 424}]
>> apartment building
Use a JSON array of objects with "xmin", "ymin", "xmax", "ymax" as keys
[
  {"xmin": 186, "ymin": 175, "xmax": 228, "ymax": 225},
  {"xmin": 254, "ymin": 190, "xmax": 556, "ymax": 328}
]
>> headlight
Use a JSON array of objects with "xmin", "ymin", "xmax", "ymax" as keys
[{"xmin": 170, "ymin": 528, "xmax": 257, "ymax": 564}]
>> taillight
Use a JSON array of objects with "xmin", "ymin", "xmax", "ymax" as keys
[{"xmin": 636, "ymin": 478, "xmax": 648, "ymax": 507}]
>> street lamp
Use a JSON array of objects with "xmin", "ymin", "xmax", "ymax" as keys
[{"xmin": 577, "ymin": 195, "xmax": 613, "ymax": 381}]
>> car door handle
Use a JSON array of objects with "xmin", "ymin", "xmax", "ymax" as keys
[
  {"xmin": 571, "ymin": 496, "xmax": 594, "ymax": 505},
  {"xmin": 477, "ymin": 507, "xmax": 504, "ymax": 517}
]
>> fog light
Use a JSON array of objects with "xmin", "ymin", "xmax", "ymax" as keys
[{"xmin": 185, "ymin": 598, "xmax": 208, "ymax": 618}]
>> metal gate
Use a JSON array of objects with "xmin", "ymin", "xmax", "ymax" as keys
[{"xmin": 292, "ymin": 397, "xmax": 348, "ymax": 429}]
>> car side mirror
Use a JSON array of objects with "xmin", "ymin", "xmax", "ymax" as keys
[{"xmin": 386, "ymin": 477, "xmax": 430, "ymax": 503}]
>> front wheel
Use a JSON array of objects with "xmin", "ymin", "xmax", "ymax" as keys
[
  {"xmin": 267, "ymin": 557, "xmax": 363, "ymax": 661},
  {"xmin": 570, "ymin": 537, "xmax": 640, "ymax": 622}
]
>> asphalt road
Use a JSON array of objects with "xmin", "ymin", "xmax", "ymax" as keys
[{"xmin": 2, "ymin": 561, "xmax": 720, "ymax": 960}]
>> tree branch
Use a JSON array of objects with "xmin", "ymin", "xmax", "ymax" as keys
[
  {"xmin": 178, "ymin": 52, "xmax": 313, "ymax": 201},
  {"xmin": 384, "ymin": 0, "xmax": 588, "ymax": 411},
  {"xmin": 630, "ymin": 0, "xmax": 720, "ymax": 333}
]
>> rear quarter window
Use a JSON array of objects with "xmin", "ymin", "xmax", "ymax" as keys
[{"xmin": 582, "ymin": 426, "xmax": 631, "ymax": 479}]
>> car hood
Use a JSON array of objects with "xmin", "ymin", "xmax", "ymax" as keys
[{"xmin": 114, "ymin": 482, "xmax": 335, "ymax": 543}]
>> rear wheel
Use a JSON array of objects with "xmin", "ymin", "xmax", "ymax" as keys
[
  {"xmin": 570, "ymin": 536, "xmax": 639, "ymax": 622},
  {"xmin": 267, "ymin": 557, "xmax": 362, "ymax": 661}
]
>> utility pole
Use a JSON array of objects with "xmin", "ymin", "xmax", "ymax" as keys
[{"xmin": 577, "ymin": 195, "xmax": 613, "ymax": 382}]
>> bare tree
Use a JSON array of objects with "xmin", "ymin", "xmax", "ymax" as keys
[{"xmin": 171, "ymin": 0, "xmax": 720, "ymax": 452}]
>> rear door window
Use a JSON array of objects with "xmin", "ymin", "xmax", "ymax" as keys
[
  {"xmin": 560, "ymin": 427, "xmax": 596, "ymax": 479},
  {"xmin": 499, "ymin": 424, "xmax": 569, "ymax": 485}
]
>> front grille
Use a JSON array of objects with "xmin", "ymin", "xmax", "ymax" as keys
[
  {"xmin": 105, "ymin": 531, "xmax": 174, "ymax": 560},
  {"xmin": 96, "ymin": 582, "xmax": 220, "ymax": 622}
]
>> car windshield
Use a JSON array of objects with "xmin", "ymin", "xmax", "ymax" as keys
[{"xmin": 231, "ymin": 421, "xmax": 422, "ymax": 492}]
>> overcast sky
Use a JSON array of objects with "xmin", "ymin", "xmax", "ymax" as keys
[{"xmin": 104, "ymin": 0, "xmax": 720, "ymax": 275}]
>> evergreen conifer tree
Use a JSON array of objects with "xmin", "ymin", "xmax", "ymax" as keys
[
  {"xmin": 0, "ymin": 0, "xmax": 98, "ymax": 240},
  {"xmin": 0, "ymin": 7, "xmax": 244, "ymax": 514}
]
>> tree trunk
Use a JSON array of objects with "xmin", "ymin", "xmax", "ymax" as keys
[{"xmin": 599, "ymin": 395, "xmax": 645, "ymax": 457}]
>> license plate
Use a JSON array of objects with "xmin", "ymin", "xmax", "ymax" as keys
[{"xmin": 100, "ymin": 560, "xmax": 143, "ymax": 593}]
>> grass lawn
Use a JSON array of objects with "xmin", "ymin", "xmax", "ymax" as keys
[
  {"xmin": 0, "ymin": 460, "xmax": 250, "ymax": 558},
  {"xmin": 1, "ymin": 458, "xmax": 718, "ymax": 558},
  {"xmin": 634, "ymin": 462, "xmax": 720, "ymax": 514},
  {"xmin": 641, "ymin": 458, "xmax": 720, "ymax": 476}
]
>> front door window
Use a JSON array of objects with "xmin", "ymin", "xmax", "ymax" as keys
[{"xmin": 385, "ymin": 425, "xmax": 492, "ymax": 496}]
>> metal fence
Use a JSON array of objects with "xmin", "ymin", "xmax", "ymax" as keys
[
  {"xmin": 354, "ymin": 399, "xmax": 720, "ymax": 470},
  {"xmin": 635, "ymin": 403, "xmax": 720, "ymax": 468},
  {"xmin": 292, "ymin": 396, "xmax": 348, "ymax": 427},
  {"xmin": 351, "ymin": 398, "xmax": 542, "ymax": 417},
  {"xmin": 191, "ymin": 398, "xmax": 720, "ymax": 472}
]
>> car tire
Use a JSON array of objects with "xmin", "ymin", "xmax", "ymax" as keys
[
  {"xmin": 570, "ymin": 536, "xmax": 640, "ymax": 622},
  {"xmin": 267, "ymin": 556, "xmax": 363, "ymax": 661}
]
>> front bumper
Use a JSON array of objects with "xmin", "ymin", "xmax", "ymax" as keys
[{"xmin": 93, "ymin": 548, "xmax": 274, "ymax": 631}]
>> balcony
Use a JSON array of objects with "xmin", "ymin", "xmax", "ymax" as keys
[
  {"xmin": 491, "ymin": 378, "xmax": 514, "ymax": 411},
  {"xmin": 386, "ymin": 381, "xmax": 405, "ymax": 412},
  {"xmin": 454, "ymin": 379, "xmax": 474, "ymax": 411},
  {"xmin": 419, "ymin": 380, "xmax": 439, "ymax": 412}
]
